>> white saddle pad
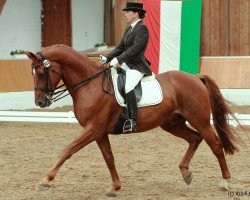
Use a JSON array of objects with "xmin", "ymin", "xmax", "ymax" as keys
[{"xmin": 111, "ymin": 68, "xmax": 163, "ymax": 107}]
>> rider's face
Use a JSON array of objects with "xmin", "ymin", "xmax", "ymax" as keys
[{"xmin": 125, "ymin": 11, "xmax": 139, "ymax": 24}]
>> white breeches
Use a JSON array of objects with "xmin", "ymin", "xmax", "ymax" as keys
[{"xmin": 120, "ymin": 63, "xmax": 144, "ymax": 94}]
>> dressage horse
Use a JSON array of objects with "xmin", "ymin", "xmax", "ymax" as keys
[{"xmin": 26, "ymin": 44, "xmax": 240, "ymax": 197}]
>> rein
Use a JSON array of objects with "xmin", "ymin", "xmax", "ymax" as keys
[
  {"xmin": 33, "ymin": 52, "xmax": 113, "ymax": 103},
  {"xmin": 52, "ymin": 65, "xmax": 113, "ymax": 102}
]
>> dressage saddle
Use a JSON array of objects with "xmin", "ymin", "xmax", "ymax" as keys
[{"xmin": 116, "ymin": 68, "xmax": 142, "ymax": 103}]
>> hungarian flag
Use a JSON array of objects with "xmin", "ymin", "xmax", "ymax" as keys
[{"xmin": 142, "ymin": 0, "xmax": 202, "ymax": 74}]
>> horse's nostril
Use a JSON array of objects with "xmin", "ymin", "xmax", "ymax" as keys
[
  {"xmin": 35, "ymin": 101, "xmax": 45, "ymax": 108},
  {"xmin": 35, "ymin": 94, "xmax": 49, "ymax": 108}
]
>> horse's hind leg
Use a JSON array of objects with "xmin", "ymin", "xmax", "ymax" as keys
[
  {"xmin": 96, "ymin": 135, "xmax": 121, "ymax": 197},
  {"xmin": 161, "ymin": 117, "xmax": 203, "ymax": 185},
  {"xmin": 194, "ymin": 124, "xmax": 231, "ymax": 190}
]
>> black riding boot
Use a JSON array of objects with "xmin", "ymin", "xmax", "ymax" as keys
[{"xmin": 123, "ymin": 90, "xmax": 137, "ymax": 133}]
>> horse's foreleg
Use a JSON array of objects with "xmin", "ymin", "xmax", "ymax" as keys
[
  {"xmin": 161, "ymin": 121, "xmax": 203, "ymax": 185},
  {"xmin": 36, "ymin": 128, "xmax": 97, "ymax": 191},
  {"xmin": 96, "ymin": 135, "xmax": 121, "ymax": 197}
]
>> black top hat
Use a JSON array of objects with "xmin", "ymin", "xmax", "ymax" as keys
[{"xmin": 122, "ymin": 2, "xmax": 146, "ymax": 13}]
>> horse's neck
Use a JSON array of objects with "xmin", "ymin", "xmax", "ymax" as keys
[
  {"xmin": 60, "ymin": 57, "xmax": 105, "ymax": 121},
  {"xmin": 60, "ymin": 55, "xmax": 100, "ymax": 88}
]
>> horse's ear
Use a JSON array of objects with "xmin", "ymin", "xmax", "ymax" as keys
[{"xmin": 25, "ymin": 51, "xmax": 39, "ymax": 61}]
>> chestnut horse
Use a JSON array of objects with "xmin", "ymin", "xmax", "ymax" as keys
[{"xmin": 26, "ymin": 44, "xmax": 240, "ymax": 197}]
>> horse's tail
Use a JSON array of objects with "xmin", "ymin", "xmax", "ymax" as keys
[{"xmin": 197, "ymin": 74, "xmax": 241, "ymax": 155}]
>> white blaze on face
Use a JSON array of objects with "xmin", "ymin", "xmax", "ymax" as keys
[{"xmin": 32, "ymin": 68, "xmax": 36, "ymax": 76}]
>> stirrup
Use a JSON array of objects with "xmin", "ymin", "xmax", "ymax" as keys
[{"xmin": 123, "ymin": 119, "xmax": 136, "ymax": 133}]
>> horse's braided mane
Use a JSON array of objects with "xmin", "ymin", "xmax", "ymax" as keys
[
  {"xmin": 43, "ymin": 44, "xmax": 84, "ymax": 58},
  {"xmin": 42, "ymin": 44, "xmax": 100, "ymax": 69}
]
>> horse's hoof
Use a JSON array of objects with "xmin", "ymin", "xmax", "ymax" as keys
[
  {"xmin": 105, "ymin": 191, "xmax": 117, "ymax": 197},
  {"xmin": 184, "ymin": 171, "xmax": 193, "ymax": 185},
  {"xmin": 36, "ymin": 183, "xmax": 50, "ymax": 191},
  {"xmin": 218, "ymin": 180, "xmax": 229, "ymax": 191}
]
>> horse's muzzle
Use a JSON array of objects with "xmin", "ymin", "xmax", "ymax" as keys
[{"xmin": 35, "ymin": 94, "xmax": 52, "ymax": 108}]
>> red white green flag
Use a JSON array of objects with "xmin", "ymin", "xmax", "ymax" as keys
[{"xmin": 143, "ymin": 0, "xmax": 202, "ymax": 74}]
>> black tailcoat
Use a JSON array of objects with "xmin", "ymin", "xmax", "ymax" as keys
[{"xmin": 106, "ymin": 20, "xmax": 152, "ymax": 76}]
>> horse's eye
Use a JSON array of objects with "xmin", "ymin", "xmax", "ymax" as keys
[
  {"xmin": 32, "ymin": 68, "xmax": 44, "ymax": 77},
  {"xmin": 37, "ymin": 73, "xmax": 44, "ymax": 77}
]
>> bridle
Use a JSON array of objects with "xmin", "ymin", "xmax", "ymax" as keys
[
  {"xmin": 32, "ymin": 52, "xmax": 113, "ymax": 103},
  {"xmin": 32, "ymin": 52, "xmax": 61, "ymax": 102}
]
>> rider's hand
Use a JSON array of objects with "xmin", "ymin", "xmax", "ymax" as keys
[
  {"xmin": 99, "ymin": 55, "xmax": 107, "ymax": 66},
  {"xmin": 110, "ymin": 57, "xmax": 120, "ymax": 68}
]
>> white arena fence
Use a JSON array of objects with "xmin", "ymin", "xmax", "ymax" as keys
[
  {"xmin": 0, "ymin": 111, "xmax": 77, "ymax": 123},
  {"xmin": 0, "ymin": 111, "xmax": 249, "ymax": 126}
]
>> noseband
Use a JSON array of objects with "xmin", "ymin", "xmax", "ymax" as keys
[{"xmin": 32, "ymin": 52, "xmax": 113, "ymax": 103}]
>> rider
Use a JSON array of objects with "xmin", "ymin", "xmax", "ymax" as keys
[{"xmin": 100, "ymin": 2, "xmax": 152, "ymax": 132}]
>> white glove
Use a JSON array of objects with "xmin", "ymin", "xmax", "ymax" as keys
[
  {"xmin": 99, "ymin": 55, "xmax": 107, "ymax": 65},
  {"xmin": 110, "ymin": 57, "xmax": 119, "ymax": 67}
]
